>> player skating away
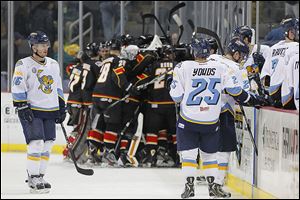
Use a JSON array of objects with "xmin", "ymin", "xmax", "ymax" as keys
[
  {"xmin": 12, "ymin": 31, "xmax": 66, "ymax": 193},
  {"xmin": 169, "ymin": 37, "xmax": 267, "ymax": 199},
  {"xmin": 260, "ymin": 18, "xmax": 299, "ymax": 108}
]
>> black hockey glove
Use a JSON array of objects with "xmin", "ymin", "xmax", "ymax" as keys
[
  {"xmin": 246, "ymin": 94, "xmax": 270, "ymax": 108},
  {"xmin": 55, "ymin": 109, "xmax": 67, "ymax": 124},
  {"xmin": 17, "ymin": 104, "xmax": 34, "ymax": 123},
  {"xmin": 125, "ymin": 83, "xmax": 141, "ymax": 97}
]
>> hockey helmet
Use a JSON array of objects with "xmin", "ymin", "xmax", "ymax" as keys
[
  {"xmin": 27, "ymin": 31, "xmax": 50, "ymax": 48},
  {"xmin": 208, "ymin": 38, "xmax": 218, "ymax": 52},
  {"xmin": 190, "ymin": 37, "xmax": 210, "ymax": 58},
  {"xmin": 231, "ymin": 25, "xmax": 253, "ymax": 43},
  {"xmin": 120, "ymin": 45, "xmax": 139, "ymax": 61},
  {"xmin": 282, "ymin": 18, "xmax": 299, "ymax": 40},
  {"xmin": 85, "ymin": 42, "xmax": 100, "ymax": 58}
]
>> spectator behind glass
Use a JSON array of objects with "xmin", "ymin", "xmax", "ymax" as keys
[
  {"xmin": 31, "ymin": 1, "xmax": 57, "ymax": 53},
  {"xmin": 99, "ymin": 1, "xmax": 129, "ymax": 41},
  {"xmin": 14, "ymin": 32, "xmax": 24, "ymax": 64},
  {"xmin": 52, "ymin": 41, "xmax": 78, "ymax": 92},
  {"xmin": 14, "ymin": 2, "xmax": 31, "ymax": 37}
]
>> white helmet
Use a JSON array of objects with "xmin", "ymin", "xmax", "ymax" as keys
[{"xmin": 120, "ymin": 45, "xmax": 139, "ymax": 60}]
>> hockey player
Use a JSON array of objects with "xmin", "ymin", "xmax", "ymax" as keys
[
  {"xmin": 169, "ymin": 37, "xmax": 267, "ymax": 199},
  {"xmin": 281, "ymin": 52, "xmax": 299, "ymax": 111},
  {"xmin": 141, "ymin": 45, "xmax": 177, "ymax": 168},
  {"xmin": 89, "ymin": 43, "xmax": 141, "ymax": 166},
  {"xmin": 99, "ymin": 41, "xmax": 111, "ymax": 61},
  {"xmin": 208, "ymin": 37, "xmax": 255, "ymax": 198},
  {"xmin": 232, "ymin": 25, "xmax": 271, "ymax": 96},
  {"xmin": 260, "ymin": 18, "xmax": 299, "ymax": 108},
  {"xmin": 12, "ymin": 31, "xmax": 66, "ymax": 193}
]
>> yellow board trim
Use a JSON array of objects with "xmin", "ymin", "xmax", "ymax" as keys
[
  {"xmin": 182, "ymin": 162, "xmax": 198, "ymax": 168},
  {"xmin": 1, "ymin": 144, "xmax": 65, "ymax": 154},
  {"xmin": 226, "ymin": 173, "xmax": 277, "ymax": 199}
]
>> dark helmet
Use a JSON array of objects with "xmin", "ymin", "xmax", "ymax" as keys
[
  {"xmin": 27, "ymin": 31, "xmax": 50, "ymax": 48},
  {"xmin": 282, "ymin": 18, "xmax": 299, "ymax": 40},
  {"xmin": 85, "ymin": 42, "xmax": 99, "ymax": 57},
  {"xmin": 190, "ymin": 37, "xmax": 210, "ymax": 58},
  {"xmin": 231, "ymin": 25, "xmax": 253, "ymax": 43},
  {"xmin": 208, "ymin": 38, "xmax": 218, "ymax": 52},
  {"xmin": 99, "ymin": 41, "xmax": 110, "ymax": 49},
  {"xmin": 226, "ymin": 38, "xmax": 249, "ymax": 60},
  {"xmin": 120, "ymin": 34, "xmax": 135, "ymax": 46},
  {"xmin": 107, "ymin": 38, "xmax": 122, "ymax": 50}
]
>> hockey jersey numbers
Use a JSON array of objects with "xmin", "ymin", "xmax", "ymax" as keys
[{"xmin": 186, "ymin": 78, "xmax": 221, "ymax": 106}]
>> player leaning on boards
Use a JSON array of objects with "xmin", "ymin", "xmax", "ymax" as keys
[
  {"xmin": 11, "ymin": 31, "xmax": 66, "ymax": 194},
  {"xmin": 168, "ymin": 37, "xmax": 267, "ymax": 199}
]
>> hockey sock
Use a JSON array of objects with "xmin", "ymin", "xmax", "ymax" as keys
[
  {"xmin": 181, "ymin": 148, "xmax": 198, "ymax": 181},
  {"xmin": 103, "ymin": 131, "xmax": 118, "ymax": 150},
  {"xmin": 87, "ymin": 129, "xmax": 104, "ymax": 150},
  {"xmin": 145, "ymin": 133, "xmax": 158, "ymax": 154},
  {"xmin": 40, "ymin": 140, "xmax": 54, "ymax": 175},
  {"xmin": 200, "ymin": 150, "xmax": 218, "ymax": 181},
  {"xmin": 216, "ymin": 151, "xmax": 230, "ymax": 185},
  {"xmin": 158, "ymin": 130, "xmax": 168, "ymax": 149},
  {"xmin": 27, "ymin": 140, "xmax": 44, "ymax": 176}
]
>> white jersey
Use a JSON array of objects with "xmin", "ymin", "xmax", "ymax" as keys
[
  {"xmin": 243, "ymin": 44, "xmax": 271, "ymax": 69},
  {"xmin": 281, "ymin": 53, "xmax": 299, "ymax": 111},
  {"xmin": 12, "ymin": 56, "xmax": 64, "ymax": 113},
  {"xmin": 209, "ymin": 54, "xmax": 250, "ymax": 116},
  {"xmin": 260, "ymin": 40, "xmax": 299, "ymax": 95},
  {"xmin": 169, "ymin": 59, "xmax": 242, "ymax": 125}
]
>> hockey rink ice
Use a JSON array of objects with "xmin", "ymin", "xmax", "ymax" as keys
[{"xmin": 1, "ymin": 152, "xmax": 244, "ymax": 199}]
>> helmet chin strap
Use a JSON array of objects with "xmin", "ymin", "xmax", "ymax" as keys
[{"xmin": 33, "ymin": 51, "xmax": 46, "ymax": 62}]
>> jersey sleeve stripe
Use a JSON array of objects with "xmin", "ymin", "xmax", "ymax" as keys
[{"xmin": 12, "ymin": 92, "xmax": 27, "ymax": 101}]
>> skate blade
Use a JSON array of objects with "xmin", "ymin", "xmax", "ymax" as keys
[{"xmin": 29, "ymin": 188, "xmax": 46, "ymax": 194}]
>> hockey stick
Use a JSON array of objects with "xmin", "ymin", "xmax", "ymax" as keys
[
  {"xmin": 196, "ymin": 27, "xmax": 225, "ymax": 55},
  {"xmin": 167, "ymin": 2, "xmax": 186, "ymax": 34},
  {"xmin": 142, "ymin": 14, "xmax": 171, "ymax": 45},
  {"xmin": 137, "ymin": 67, "xmax": 173, "ymax": 90},
  {"xmin": 61, "ymin": 123, "xmax": 94, "ymax": 176},
  {"xmin": 114, "ymin": 105, "xmax": 140, "ymax": 154},
  {"xmin": 172, "ymin": 14, "xmax": 184, "ymax": 45},
  {"xmin": 239, "ymin": 106, "xmax": 258, "ymax": 156},
  {"xmin": 197, "ymin": 27, "xmax": 258, "ymax": 156}
]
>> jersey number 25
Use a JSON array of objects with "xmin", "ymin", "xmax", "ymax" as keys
[{"xmin": 186, "ymin": 78, "xmax": 221, "ymax": 106}]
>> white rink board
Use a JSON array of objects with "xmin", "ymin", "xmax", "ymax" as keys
[
  {"xmin": 228, "ymin": 106, "xmax": 256, "ymax": 184},
  {"xmin": 1, "ymin": 93, "xmax": 72, "ymax": 145},
  {"xmin": 257, "ymin": 108, "xmax": 299, "ymax": 199}
]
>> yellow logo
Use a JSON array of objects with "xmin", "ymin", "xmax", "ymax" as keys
[{"xmin": 37, "ymin": 69, "xmax": 54, "ymax": 94}]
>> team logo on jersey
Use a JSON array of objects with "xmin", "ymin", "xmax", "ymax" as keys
[
  {"xmin": 32, "ymin": 67, "xmax": 37, "ymax": 74},
  {"xmin": 37, "ymin": 69, "xmax": 54, "ymax": 94}
]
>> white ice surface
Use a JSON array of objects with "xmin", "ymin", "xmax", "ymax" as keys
[{"xmin": 1, "ymin": 152, "xmax": 244, "ymax": 199}]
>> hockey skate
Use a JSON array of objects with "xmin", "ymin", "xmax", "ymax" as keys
[
  {"xmin": 207, "ymin": 176, "xmax": 231, "ymax": 198},
  {"xmin": 39, "ymin": 174, "xmax": 51, "ymax": 193},
  {"xmin": 156, "ymin": 147, "xmax": 175, "ymax": 167},
  {"xmin": 25, "ymin": 174, "xmax": 45, "ymax": 194},
  {"xmin": 181, "ymin": 177, "xmax": 195, "ymax": 199},
  {"xmin": 86, "ymin": 144, "xmax": 102, "ymax": 166},
  {"xmin": 102, "ymin": 148, "xmax": 119, "ymax": 167},
  {"xmin": 117, "ymin": 151, "xmax": 133, "ymax": 168},
  {"xmin": 141, "ymin": 149, "xmax": 157, "ymax": 168}
]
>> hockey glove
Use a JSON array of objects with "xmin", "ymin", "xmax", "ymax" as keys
[
  {"xmin": 166, "ymin": 75, "xmax": 173, "ymax": 91},
  {"xmin": 55, "ymin": 109, "xmax": 67, "ymax": 124},
  {"xmin": 246, "ymin": 94, "xmax": 269, "ymax": 108},
  {"xmin": 17, "ymin": 104, "xmax": 34, "ymax": 123},
  {"xmin": 125, "ymin": 83, "xmax": 141, "ymax": 97}
]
